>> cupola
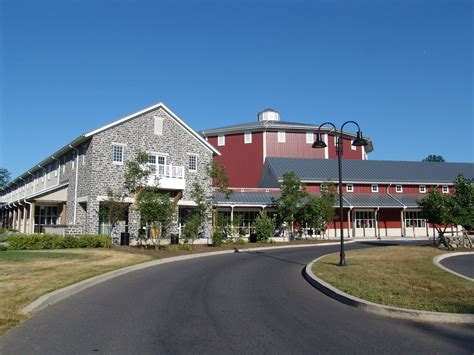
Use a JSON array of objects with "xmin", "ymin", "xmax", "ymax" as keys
[{"xmin": 257, "ymin": 108, "xmax": 280, "ymax": 122}]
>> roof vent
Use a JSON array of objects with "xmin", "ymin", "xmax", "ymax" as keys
[{"xmin": 258, "ymin": 108, "xmax": 280, "ymax": 122}]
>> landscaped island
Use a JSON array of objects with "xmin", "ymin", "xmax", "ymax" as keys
[{"xmin": 312, "ymin": 245, "xmax": 474, "ymax": 314}]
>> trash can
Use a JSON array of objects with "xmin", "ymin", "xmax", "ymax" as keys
[
  {"xmin": 120, "ymin": 232, "xmax": 130, "ymax": 246},
  {"xmin": 170, "ymin": 233, "xmax": 179, "ymax": 245},
  {"xmin": 249, "ymin": 233, "xmax": 257, "ymax": 243}
]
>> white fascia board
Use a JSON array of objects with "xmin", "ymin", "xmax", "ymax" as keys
[
  {"xmin": 293, "ymin": 179, "xmax": 455, "ymax": 185},
  {"xmin": 84, "ymin": 102, "xmax": 221, "ymax": 156}
]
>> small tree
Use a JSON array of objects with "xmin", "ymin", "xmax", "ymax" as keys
[
  {"xmin": 189, "ymin": 182, "xmax": 211, "ymax": 243},
  {"xmin": 207, "ymin": 160, "xmax": 232, "ymax": 197},
  {"xmin": 274, "ymin": 171, "xmax": 306, "ymax": 237},
  {"xmin": 451, "ymin": 173, "xmax": 474, "ymax": 234},
  {"xmin": 98, "ymin": 188, "xmax": 128, "ymax": 242},
  {"xmin": 253, "ymin": 212, "xmax": 276, "ymax": 243},
  {"xmin": 422, "ymin": 155, "xmax": 445, "ymax": 162}
]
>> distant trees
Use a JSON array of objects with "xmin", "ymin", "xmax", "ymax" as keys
[
  {"xmin": 0, "ymin": 168, "xmax": 11, "ymax": 188},
  {"xmin": 422, "ymin": 155, "xmax": 445, "ymax": 162}
]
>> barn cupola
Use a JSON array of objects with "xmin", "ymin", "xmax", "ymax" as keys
[{"xmin": 257, "ymin": 108, "xmax": 280, "ymax": 122}]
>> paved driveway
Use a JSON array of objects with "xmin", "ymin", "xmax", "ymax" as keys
[
  {"xmin": 440, "ymin": 254, "xmax": 474, "ymax": 279},
  {"xmin": 1, "ymin": 242, "xmax": 473, "ymax": 354}
]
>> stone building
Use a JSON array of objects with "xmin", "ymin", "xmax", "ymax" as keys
[{"xmin": 0, "ymin": 103, "xmax": 219, "ymax": 240}]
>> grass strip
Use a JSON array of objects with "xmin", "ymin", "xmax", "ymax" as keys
[{"xmin": 312, "ymin": 245, "xmax": 474, "ymax": 314}]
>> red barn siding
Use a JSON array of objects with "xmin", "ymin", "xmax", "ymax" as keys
[
  {"xmin": 379, "ymin": 209, "xmax": 402, "ymax": 229},
  {"xmin": 266, "ymin": 132, "xmax": 325, "ymax": 159},
  {"xmin": 328, "ymin": 135, "xmax": 362, "ymax": 160},
  {"xmin": 208, "ymin": 133, "xmax": 263, "ymax": 188}
]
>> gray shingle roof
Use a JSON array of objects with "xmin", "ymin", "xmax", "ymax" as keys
[
  {"xmin": 213, "ymin": 191, "xmax": 280, "ymax": 206},
  {"xmin": 264, "ymin": 158, "xmax": 474, "ymax": 184}
]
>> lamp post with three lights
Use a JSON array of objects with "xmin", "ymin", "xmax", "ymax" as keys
[{"xmin": 312, "ymin": 121, "xmax": 368, "ymax": 266}]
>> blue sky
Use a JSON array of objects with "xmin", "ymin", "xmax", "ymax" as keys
[{"xmin": 1, "ymin": 0, "xmax": 472, "ymax": 178}]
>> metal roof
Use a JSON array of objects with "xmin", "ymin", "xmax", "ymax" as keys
[
  {"xmin": 213, "ymin": 191, "xmax": 427, "ymax": 209},
  {"xmin": 263, "ymin": 158, "xmax": 474, "ymax": 184}
]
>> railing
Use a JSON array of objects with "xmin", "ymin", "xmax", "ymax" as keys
[{"xmin": 154, "ymin": 164, "xmax": 185, "ymax": 179}]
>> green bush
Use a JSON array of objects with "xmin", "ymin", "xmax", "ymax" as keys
[
  {"xmin": 178, "ymin": 244, "xmax": 192, "ymax": 251},
  {"xmin": 0, "ymin": 244, "xmax": 7, "ymax": 251},
  {"xmin": 212, "ymin": 230, "xmax": 224, "ymax": 246},
  {"xmin": 253, "ymin": 212, "xmax": 276, "ymax": 243},
  {"xmin": 234, "ymin": 238, "xmax": 247, "ymax": 245},
  {"xmin": 6, "ymin": 234, "xmax": 111, "ymax": 250}
]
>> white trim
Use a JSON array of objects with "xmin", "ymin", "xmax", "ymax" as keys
[
  {"xmin": 323, "ymin": 134, "xmax": 328, "ymax": 159},
  {"xmin": 296, "ymin": 179, "xmax": 454, "ymax": 186},
  {"xmin": 442, "ymin": 186, "xmax": 449, "ymax": 194},
  {"xmin": 306, "ymin": 132, "xmax": 313, "ymax": 144},
  {"xmin": 396, "ymin": 185, "xmax": 403, "ymax": 193},
  {"xmin": 84, "ymin": 102, "xmax": 221, "ymax": 156},
  {"xmin": 419, "ymin": 185, "xmax": 426, "ymax": 193},
  {"xmin": 371, "ymin": 184, "xmax": 378, "ymax": 193},
  {"xmin": 351, "ymin": 140, "xmax": 357, "ymax": 151},
  {"xmin": 188, "ymin": 154, "xmax": 198, "ymax": 172},
  {"xmin": 244, "ymin": 132, "xmax": 252, "ymax": 144},
  {"xmin": 112, "ymin": 144, "xmax": 124, "ymax": 165},
  {"xmin": 346, "ymin": 184, "xmax": 354, "ymax": 192},
  {"xmin": 263, "ymin": 131, "xmax": 267, "ymax": 163}
]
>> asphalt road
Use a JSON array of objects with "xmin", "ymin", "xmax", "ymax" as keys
[
  {"xmin": 440, "ymin": 254, "xmax": 474, "ymax": 279},
  {"xmin": 1, "ymin": 242, "xmax": 473, "ymax": 354}
]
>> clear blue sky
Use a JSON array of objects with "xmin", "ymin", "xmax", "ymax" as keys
[{"xmin": 1, "ymin": 0, "xmax": 472, "ymax": 178}]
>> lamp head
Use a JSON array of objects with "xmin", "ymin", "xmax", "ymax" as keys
[
  {"xmin": 352, "ymin": 131, "xmax": 368, "ymax": 147},
  {"xmin": 312, "ymin": 134, "xmax": 327, "ymax": 149}
]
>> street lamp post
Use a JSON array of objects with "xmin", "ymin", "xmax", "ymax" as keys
[{"xmin": 312, "ymin": 121, "xmax": 368, "ymax": 266}]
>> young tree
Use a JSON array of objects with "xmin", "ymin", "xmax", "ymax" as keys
[
  {"xmin": 187, "ymin": 182, "xmax": 211, "ymax": 243},
  {"xmin": 303, "ymin": 181, "xmax": 336, "ymax": 238},
  {"xmin": 98, "ymin": 188, "xmax": 129, "ymax": 242},
  {"xmin": 274, "ymin": 171, "xmax": 306, "ymax": 237},
  {"xmin": 253, "ymin": 212, "xmax": 276, "ymax": 243},
  {"xmin": 451, "ymin": 173, "xmax": 474, "ymax": 241},
  {"xmin": 0, "ymin": 168, "xmax": 11, "ymax": 188},
  {"xmin": 422, "ymin": 155, "xmax": 445, "ymax": 162},
  {"xmin": 207, "ymin": 160, "xmax": 232, "ymax": 197}
]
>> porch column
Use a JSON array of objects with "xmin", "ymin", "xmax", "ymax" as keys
[
  {"xmin": 400, "ymin": 209, "xmax": 405, "ymax": 237},
  {"xmin": 375, "ymin": 208, "xmax": 379, "ymax": 239},
  {"xmin": 29, "ymin": 203, "xmax": 35, "ymax": 234},
  {"xmin": 347, "ymin": 209, "xmax": 351, "ymax": 238},
  {"xmin": 23, "ymin": 205, "xmax": 28, "ymax": 234}
]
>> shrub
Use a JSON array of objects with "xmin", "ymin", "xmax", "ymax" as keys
[
  {"xmin": 6, "ymin": 234, "xmax": 111, "ymax": 250},
  {"xmin": 164, "ymin": 244, "xmax": 179, "ymax": 252},
  {"xmin": 212, "ymin": 230, "xmax": 224, "ymax": 246},
  {"xmin": 0, "ymin": 244, "xmax": 7, "ymax": 251},
  {"xmin": 234, "ymin": 238, "xmax": 247, "ymax": 245},
  {"xmin": 253, "ymin": 212, "xmax": 276, "ymax": 243},
  {"xmin": 178, "ymin": 244, "xmax": 193, "ymax": 251}
]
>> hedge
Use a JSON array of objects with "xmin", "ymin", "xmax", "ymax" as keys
[{"xmin": 6, "ymin": 234, "xmax": 112, "ymax": 250}]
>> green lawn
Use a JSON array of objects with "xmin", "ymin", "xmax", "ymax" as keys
[
  {"xmin": 0, "ymin": 249, "xmax": 154, "ymax": 335},
  {"xmin": 312, "ymin": 245, "xmax": 474, "ymax": 314}
]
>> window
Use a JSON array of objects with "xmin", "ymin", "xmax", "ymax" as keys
[
  {"xmin": 148, "ymin": 154, "xmax": 167, "ymax": 175},
  {"xmin": 442, "ymin": 186, "xmax": 449, "ymax": 194},
  {"xmin": 154, "ymin": 116, "xmax": 163, "ymax": 135},
  {"xmin": 72, "ymin": 156, "xmax": 75, "ymax": 169},
  {"xmin": 371, "ymin": 184, "xmax": 378, "ymax": 192},
  {"xmin": 244, "ymin": 132, "xmax": 252, "ymax": 144},
  {"xmin": 188, "ymin": 155, "xmax": 197, "ymax": 172},
  {"xmin": 396, "ymin": 185, "xmax": 403, "ymax": 193},
  {"xmin": 334, "ymin": 135, "xmax": 337, "ymax": 146},
  {"xmin": 306, "ymin": 132, "xmax": 313, "ymax": 144},
  {"xmin": 41, "ymin": 171, "xmax": 44, "ymax": 182},
  {"xmin": 351, "ymin": 139, "xmax": 357, "ymax": 150},
  {"xmin": 277, "ymin": 131, "xmax": 286, "ymax": 143},
  {"xmin": 54, "ymin": 162, "xmax": 58, "ymax": 176},
  {"xmin": 112, "ymin": 145, "xmax": 124, "ymax": 164},
  {"xmin": 355, "ymin": 211, "xmax": 375, "ymax": 228},
  {"xmin": 47, "ymin": 165, "xmax": 51, "ymax": 180},
  {"xmin": 419, "ymin": 185, "xmax": 426, "ymax": 193},
  {"xmin": 218, "ymin": 135, "xmax": 225, "ymax": 146},
  {"xmin": 36, "ymin": 172, "xmax": 40, "ymax": 185},
  {"xmin": 346, "ymin": 184, "xmax": 354, "ymax": 192},
  {"xmin": 404, "ymin": 211, "xmax": 426, "ymax": 228}
]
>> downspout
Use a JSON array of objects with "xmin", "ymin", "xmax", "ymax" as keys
[
  {"xmin": 27, "ymin": 171, "xmax": 35, "ymax": 194},
  {"xmin": 51, "ymin": 155, "xmax": 61, "ymax": 186},
  {"xmin": 69, "ymin": 145, "xmax": 80, "ymax": 225}
]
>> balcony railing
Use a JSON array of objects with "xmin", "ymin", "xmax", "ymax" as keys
[{"xmin": 148, "ymin": 164, "xmax": 185, "ymax": 190}]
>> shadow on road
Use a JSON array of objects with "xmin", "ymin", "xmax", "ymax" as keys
[{"xmin": 244, "ymin": 251, "xmax": 306, "ymax": 266}]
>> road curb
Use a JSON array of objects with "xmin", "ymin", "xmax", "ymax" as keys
[
  {"xmin": 22, "ymin": 241, "xmax": 354, "ymax": 315},
  {"xmin": 304, "ymin": 254, "xmax": 474, "ymax": 324},
  {"xmin": 433, "ymin": 252, "xmax": 474, "ymax": 282}
]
